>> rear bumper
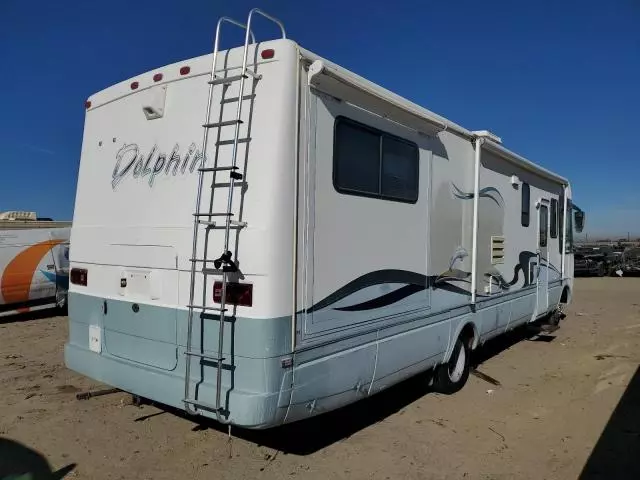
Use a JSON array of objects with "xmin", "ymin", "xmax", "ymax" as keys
[
  {"xmin": 64, "ymin": 341, "xmax": 288, "ymax": 429},
  {"xmin": 64, "ymin": 292, "xmax": 293, "ymax": 429}
]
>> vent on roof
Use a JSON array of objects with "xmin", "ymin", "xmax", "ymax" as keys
[
  {"xmin": 473, "ymin": 130, "xmax": 502, "ymax": 144},
  {"xmin": 491, "ymin": 235, "xmax": 505, "ymax": 265}
]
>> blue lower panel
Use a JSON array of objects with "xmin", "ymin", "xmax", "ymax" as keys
[
  {"xmin": 65, "ymin": 342, "xmax": 287, "ymax": 428},
  {"xmin": 374, "ymin": 318, "xmax": 448, "ymax": 383},
  {"xmin": 65, "ymin": 280, "xmax": 570, "ymax": 428},
  {"xmin": 65, "ymin": 292, "xmax": 292, "ymax": 428}
]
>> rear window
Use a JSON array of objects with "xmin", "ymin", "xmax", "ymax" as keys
[{"xmin": 334, "ymin": 117, "xmax": 419, "ymax": 203}]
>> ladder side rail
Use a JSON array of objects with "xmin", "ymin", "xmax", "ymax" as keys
[{"xmin": 184, "ymin": 16, "xmax": 253, "ymax": 417}]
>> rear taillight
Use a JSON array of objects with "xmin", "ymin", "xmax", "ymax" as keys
[
  {"xmin": 213, "ymin": 281, "xmax": 253, "ymax": 307},
  {"xmin": 70, "ymin": 268, "xmax": 88, "ymax": 286}
]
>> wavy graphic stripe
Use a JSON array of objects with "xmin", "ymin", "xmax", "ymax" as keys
[
  {"xmin": 306, "ymin": 269, "xmax": 485, "ymax": 314},
  {"xmin": 0, "ymin": 240, "xmax": 64, "ymax": 305},
  {"xmin": 334, "ymin": 284, "xmax": 426, "ymax": 312},
  {"xmin": 306, "ymin": 269, "xmax": 429, "ymax": 313},
  {"xmin": 451, "ymin": 183, "xmax": 504, "ymax": 207}
]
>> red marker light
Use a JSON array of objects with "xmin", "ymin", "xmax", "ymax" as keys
[
  {"xmin": 85, "ymin": 100, "xmax": 92, "ymax": 109},
  {"xmin": 153, "ymin": 73, "xmax": 163, "ymax": 82},
  {"xmin": 213, "ymin": 281, "xmax": 253, "ymax": 307},
  {"xmin": 180, "ymin": 66, "xmax": 190, "ymax": 75},
  {"xmin": 70, "ymin": 268, "xmax": 88, "ymax": 286},
  {"xmin": 130, "ymin": 81, "xmax": 139, "ymax": 90},
  {"xmin": 261, "ymin": 49, "xmax": 275, "ymax": 60}
]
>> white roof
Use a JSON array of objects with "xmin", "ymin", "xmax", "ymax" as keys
[{"xmin": 299, "ymin": 46, "xmax": 569, "ymax": 186}]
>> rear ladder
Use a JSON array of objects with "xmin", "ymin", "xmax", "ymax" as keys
[{"xmin": 182, "ymin": 8, "xmax": 286, "ymax": 422}]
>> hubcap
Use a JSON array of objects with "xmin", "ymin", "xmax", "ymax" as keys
[{"xmin": 448, "ymin": 344, "xmax": 466, "ymax": 383}]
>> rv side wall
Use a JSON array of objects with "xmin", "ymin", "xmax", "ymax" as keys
[{"xmin": 285, "ymin": 54, "xmax": 572, "ymax": 423}]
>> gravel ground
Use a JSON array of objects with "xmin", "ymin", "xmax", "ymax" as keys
[{"xmin": 1, "ymin": 277, "xmax": 639, "ymax": 480}]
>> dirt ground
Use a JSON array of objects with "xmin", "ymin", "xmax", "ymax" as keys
[{"xmin": 1, "ymin": 278, "xmax": 640, "ymax": 480}]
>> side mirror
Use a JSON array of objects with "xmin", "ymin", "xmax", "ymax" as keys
[{"xmin": 575, "ymin": 210, "xmax": 585, "ymax": 233}]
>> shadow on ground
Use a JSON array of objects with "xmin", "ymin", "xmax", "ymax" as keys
[
  {"xmin": 139, "ymin": 324, "xmax": 549, "ymax": 455},
  {"xmin": 0, "ymin": 307, "xmax": 65, "ymax": 325},
  {"xmin": 0, "ymin": 438, "xmax": 75, "ymax": 480},
  {"xmin": 580, "ymin": 365, "xmax": 640, "ymax": 479}
]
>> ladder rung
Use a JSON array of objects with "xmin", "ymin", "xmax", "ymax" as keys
[
  {"xmin": 205, "ymin": 223, "xmax": 247, "ymax": 230},
  {"xmin": 196, "ymin": 218, "xmax": 245, "ymax": 227},
  {"xmin": 203, "ymin": 266, "xmax": 237, "ymax": 274},
  {"xmin": 203, "ymin": 119, "xmax": 243, "ymax": 128},
  {"xmin": 193, "ymin": 212, "xmax": 233, "ymax": 217},
  {"xmin": 202, "ymin": 268, "xmax": 223, "ymax": 275},
  {"xmin": 187, "ymin": 304, "xmax": 227, "ymax": 312},
  {"xmin": 182, "ymin": 398, "xmax": 225, "ymax": 413},
  {"xmin": 211, "ymin": 182, "xmax": 247, "ymax": 188},
  {"xmin": 244, "ymin": 70, "xmax": 262, "ymax": 80},
  {"xmin": 216, "ymin": 138, "xmax": 251, "ymax": 146},
  {"xmin": 198, "ymin": 166, "xmax": 238, "ymax": 172},
  {"xmin": 185, "ymin": 351, "xmax": 225, "ymax": 361},
  {"xmin": 221, "ymin": 94, "xmax": 255, "ymax": 104},
  {"xmin": 208, "ymin": 74, "xmax": 246, "ymax": 86}
]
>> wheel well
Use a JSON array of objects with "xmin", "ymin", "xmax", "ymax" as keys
[
  {"xmin": 560, "ymin": 286, "xmax": 571, "ymax": 304},
  {"xmin": 459, "ymin": 323, "xmax": 477, "ymax": 350}
]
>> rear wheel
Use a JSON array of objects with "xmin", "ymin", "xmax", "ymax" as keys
[
  {"xmin": 432, "ymin": 337, "xmax": 470, "ymax": 394},
  {"xmin": 598, "ymin": 263, "xmax": 606, "ymax": 277}
]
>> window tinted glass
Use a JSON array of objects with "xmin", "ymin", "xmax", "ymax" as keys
[
  {"xmin": 566, "ymin": 199, "xmax": 574, "ymax": 252},
  {"xmin": 540, "ymin": 205, "xmax": 548, "ymax": 247},
  {"xmin": 550, "ymin": 198, "xmax": 558, "ymax": 238},
  {"xmin": 381, "ymin": 137, "xmax": 418, "ymax": 202},
  {"xmin": 521, "ymin": 183, "xmax": 530, "ymax": 227},
  {"xmin": 334, "ymin": 120, "xmax": 380, "ymax": 195},
  {"xmin": 558, "ymin": 195, "xmax": 564, "ymax": 252},
  {"xmin": 334, "ymin": 117, "xmax": 418, "ymax": 203}
]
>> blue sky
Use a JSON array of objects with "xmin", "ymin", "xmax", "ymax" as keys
[{"xmin": 1, "ymin": 0, "xmax": 638, "ymax": 237}]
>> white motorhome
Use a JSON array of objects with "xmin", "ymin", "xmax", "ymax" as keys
[
  {"xmin": 0, "ymin": 211, "xmax": 71, "ymax": 317},
  {"xmin": 65, "ymin": 8, "xmax": 584, "ymax": 429}
]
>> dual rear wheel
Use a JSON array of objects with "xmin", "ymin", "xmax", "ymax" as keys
[{"xmin": 432, "ymin": 336, "xmax": 471, "ymax": 394}]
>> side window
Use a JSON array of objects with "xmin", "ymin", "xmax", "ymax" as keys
[
  {"xmin": 566, "ymin": 199, "xmax": 574, "ymax": 253},
  {"xmin": 550, "ymin": 198, "xmax": 558, "ymax": 239},
  {"xmin": 558, "ymin": 195, "xmax": 564, "ymax": 252},
  {"xmin": 539, "ymin": 205, "xmax": 548, "ymax": 247},
  {"xmin": 334, "ymin": 117, "xmax": 419, "ymax": 203},
  {"xmin": 521, "ymin": 183, "xmax": 530, "ymax": 227}
]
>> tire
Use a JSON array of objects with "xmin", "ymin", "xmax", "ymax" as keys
[
  {"xmin": 548, "ymin": 308, "xmax": 563, "ymax": 326},
  {"xmin": 432, "ymin": 337, "xmax": 471, "ymax": 394}
]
